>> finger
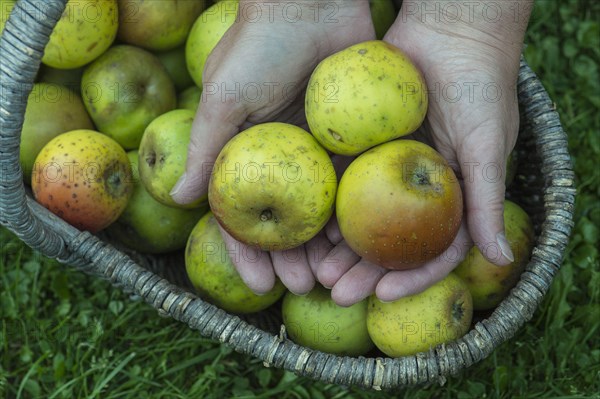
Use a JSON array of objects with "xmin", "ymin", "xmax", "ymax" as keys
[
  {"xmin": 316, "ymin": 240, "xmax": 361, "ymax": 289},
  {"xmin": 375, "ymin": 220, "xmax": 472, "ymax": 301},
  {"xmin": 458, "ymin": 132, "xmax": 515, "ymax": 266},
  {"xmin": 330, "ymin": 260, "xmax": 388, "ymax": 307},
  {"xmin": 304, "ymin": 229, "xmax": 334, "ymax": 276},
  {"xmin": 218, "ymin": 223, "xmax": 276, "ymax": 295},
  {"xmin": 271, "ymin": 246, "xmax": 315, "ymax": 295},
  {"xmin": 169, "ymin": 98, "xmax": 246, "ymax": 205},
  {"xmin": 325, "ymin": 216, "xmax": 343, "ymax": 245}
]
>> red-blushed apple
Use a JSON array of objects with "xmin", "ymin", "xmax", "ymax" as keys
[
  {"xmin": 336, "ymin": 139, "xmax": 463, "ymax": 270},
  {"xmin": 31, "ymin": 129, "xmax": 133, "ymax": 233},
  {"xmin": 20, "ymin": 83, "xmax": 94, "ymax": 184},
  {"xmin": 208, "ymin": 122, "xmax": 338, "ymax": 251}
]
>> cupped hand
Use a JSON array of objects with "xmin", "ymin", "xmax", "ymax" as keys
[
  {"xmin": 318, "ymin": 1, "xmax": 533, "ymax": 305},
  {"xmin": 170, "ymin": 0, "xmax": 375, "ymax": 295}
]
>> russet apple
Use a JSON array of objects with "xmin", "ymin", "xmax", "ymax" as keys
[
  {"xmin": 336, "ymin": 139, "xmax": 463, "ymax": 270},
  {"xmin": 367, "ymin": 273, "xmax": 473, "ymax": 357},
  {"xmin": 81, "ymin": 45, "xmax": 176, "ymax": 149},
  {"xmin": 305, "ymin": 40, "xmax": 428, "ymax": 155},
  {"xmin": 282, "ymin": 284, "xmax": 374, "ymax": 356},
  {"xmin": 454, "ymin": 200, "xmax": 535, "ymax": 310},
  {"xmin": 138, "ymin": 109, "xmax": 206, "ymax": 209},
  {"xmin": 106, "ymin": 150, "xmax": 209, "ymax": 254},
  {"xmin": 185, "ymin": 211, "xmax": 286, "ymax": 314},
  {"xmin": 42, "ymin": 0, "xmax": 118, "ymax": 69},
  {"xmin": 208, "ymin": 122, "xmax": 337, "ymax": 251},
  {"xmin": 117, "ymin": 0, "xmax": 205, "ymax": 51},
  {"xmin": 20, "ymin": 83, "xmax": 94, "ymax": 184},
  {"xmin": 31, "ymin": 129, "xmax": 133, "ymax": 233}
]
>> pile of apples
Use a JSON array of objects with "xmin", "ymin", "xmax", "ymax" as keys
[{"xmin": 4, "ymin": 0, "xmax": 535, "ymax": 358}]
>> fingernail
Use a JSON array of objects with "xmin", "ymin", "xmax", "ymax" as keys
[
  {"xmin": 496, "ymin": 232, "xmax": 515, "ymax": 263},
  {"xmin": 169, "ymin": 172, "xmax": 187, "ymax": 198}
]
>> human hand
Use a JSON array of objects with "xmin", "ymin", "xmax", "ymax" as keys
[
  {"xmin": 170, "ymin": 0, "xmax": 375, "ymax": 295},
  {"xmin": 317, "ymin": 0, "xmax": 534, "ymax": 305}
]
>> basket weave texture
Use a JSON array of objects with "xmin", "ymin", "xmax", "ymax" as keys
[{"xmin": 0, "ymin": 0, "xmax": 577, "ymax": 390}]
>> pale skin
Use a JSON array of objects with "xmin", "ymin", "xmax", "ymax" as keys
[{"xmin": 170, "ymin": 0, "xmax": 534, "ymax": 306}]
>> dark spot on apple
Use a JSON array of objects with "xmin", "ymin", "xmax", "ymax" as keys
[
  {"xmin": 145, "ymin": 152, "xmax": 156, "ymax": 167},
  {"xmin": 452, "ymin": 301, "xmax": 465, "ymax": 321},
  {"xmin": 412, "ymin": 169, "xmax": 430, "ymax": 186}
]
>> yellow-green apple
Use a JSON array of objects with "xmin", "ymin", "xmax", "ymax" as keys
[
  {"xmin": 208, "ymin": 122, "xmax": 337, "ymax": 251},
  {"xmin": 454, "ymin": 200, "xmax": 534, "ymax": 310},
  {"xmin": 155, "ymin": 45, "xmax": 195, "ymax": 92},
  {"xmin": 138, "ymin": 109, "xmax": 205, "ymax": 208},
  {"xmin": 106, "ymin": 150, "xmax": 209, "ymax": 254},
  {"xmin": 20, "ymin": 83, "xmax": 94, "ymax": 183},
  {"xmin": 185, "ymin": 211, "xmax": 286, "ymax": 314},
  {"xmin": 42, "ymin": 0, "xmax": 118, "ymax": 69},
  {"xmin": 177, "ymin": 85, "xmax": 202, "ymax": 112},
  {"xmin": 282, "ymin": 284, "xmax": 374, "ymax": 356},
  {"xmin": 31, "ymin": 129, "xmax": 133, "ymax": 233},
  {"xmin": 117, "ymin": 0, "xmax": 205, "ymax": 51},
  {"xmin": 336, "ymin": 139, "xmax": 463, "ymax": 270},
  {"xmin": 367, "ymin": 273, "xmax": 473, "ymax": 357},
  {"xmin": 186, "ymin": 0, "xmax": 239, "ymax": 87},
  {"xmin": 0, "ymin": 0, "xmax": 15, "ymax": 34},
  {"xmin": 305, "ymin": 40, "xmax": 427, "ymax": 155},
  {"xmin": 369, "ymin": 0, "xmax": 396, "ymax": 39},
  {"xmin": 81, "ymin": 45, "xmax": 176, "ymax": 149}
]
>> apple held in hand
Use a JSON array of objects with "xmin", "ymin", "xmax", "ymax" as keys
[
  {"xmin": 117, "ymin": 0, "xmax": 205, "ymax": 51},
  {"xmin": 454, "ymin": 200, "xmax": 535, "ymax": 310},
  {"xmin": 20, "ymin": 83, "xmax": 94, "ymax": 183},
  {"xmin": 31, "ymin": 129, "xmax": 133, "ymax": 233},
  {"xmin": 367, "ymin": 273, "xmax": 473, "ymax": 357},
  {"xmin": 106, "ymin": 150, "xmax": 208, "ymax": 254},
  {"xmin": 42, "ymin": 0, "xmax": 118, "ymax": 69},
  {"xmin": 282, "ymin": 284, "xmax": 374, "ymax": 356},
  {"xmin": 208, "ymin": 122, "xmax": 337, "ymax": 251},
  {"xmin": 306, "ymin": 40, "xmax": 427, "ymax": 155},
  {"xmin": 81, "ymin": 45, "xmax": 176, "ymax": 149},
  {"xmin": 336, "ymin": 139, "xmax": 463, "ymax": 270},
  {"xmin": 185, "ymin": 212, "xmax": 286, "ymax": 314}
]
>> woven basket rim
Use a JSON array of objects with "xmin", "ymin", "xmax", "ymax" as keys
[{"xmin": 0, "ymin": 0, "xmax": 577, "ymax": 390}]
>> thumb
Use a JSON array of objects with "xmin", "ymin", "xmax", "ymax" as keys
[
  {"xmin": 458, "ymin": 133, "xmax": 514, "ymax": 266},
  {"xmin": 170, "ymin": 91, "xmax": 246, "ymax": 205}
]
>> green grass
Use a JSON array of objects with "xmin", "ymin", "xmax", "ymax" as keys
[{"xmin": 1, "ymin": 1, "xmax": 599, "ymax": 398}]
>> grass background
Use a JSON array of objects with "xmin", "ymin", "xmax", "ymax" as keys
[{"xmin": 1, "ymin": 0, "xmax": 599, "ymax": 397}]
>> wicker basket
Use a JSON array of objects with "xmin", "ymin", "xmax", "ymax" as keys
[{"xmin": 0, "ymin": 0, "xmax": 576, "ymax": 390}]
